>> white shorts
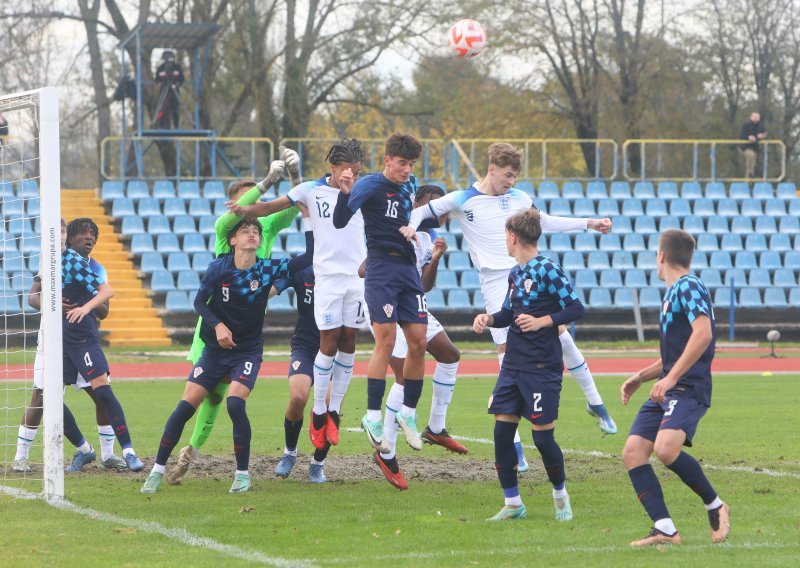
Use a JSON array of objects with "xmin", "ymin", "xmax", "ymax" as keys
[
  {"xmin": 313, "ymin": 273, "xmax": 366, "ymax": 331},
  {"xmin": 391, "ymin": 312, "xmax": 444, "ymax": 359},
  {"xmin": 479, "ymin": 268, "xmax": 511, "ymax": 345},
  {"xmin": 31, "ymin": 331, "xmax": 101, "ymax": 391}
]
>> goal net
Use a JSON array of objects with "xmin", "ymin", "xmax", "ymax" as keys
[{"xmin": 0, "ymin": 87, "xmax": 63, "ymax": 502}]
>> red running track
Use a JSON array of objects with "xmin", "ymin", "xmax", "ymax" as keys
[{"xmin": 2, "ymin": 356, "xmax": 798, "ymax": 380}]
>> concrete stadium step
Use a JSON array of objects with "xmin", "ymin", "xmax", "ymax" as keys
[{"xmin": 106, "ymin": 328, "xmax": 171, "ymax": 344}]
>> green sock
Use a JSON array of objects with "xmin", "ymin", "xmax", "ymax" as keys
[{"xmin": 189, "ymin": 381, "xmax": 229, "ymax": 449}]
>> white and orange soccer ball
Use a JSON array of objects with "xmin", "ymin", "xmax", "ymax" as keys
[{"xmin": 447, "ymin": 19, "xmax": 487, "ymax": 58}]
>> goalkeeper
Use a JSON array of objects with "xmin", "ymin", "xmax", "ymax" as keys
[{"xmin": 167, "ymin": 147, "xmax": 302, "ymax": 484}]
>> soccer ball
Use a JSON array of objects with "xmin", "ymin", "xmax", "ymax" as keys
[{"xmin": 447, "ymin": 19, "xmax": 487, "ymax": 58}]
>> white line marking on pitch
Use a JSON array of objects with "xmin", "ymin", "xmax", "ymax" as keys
[
  {"xmin": 0, "ymin": 485, "xmax": 314, "ymax": 567},
  {"xmin": 345, "ymin": 429, "xmax": 800, "ymax": 479}
]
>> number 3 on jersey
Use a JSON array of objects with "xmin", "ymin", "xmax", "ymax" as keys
[{"xmin": 386, "ymin": 200, "xmax": 398, "ymax": 218}]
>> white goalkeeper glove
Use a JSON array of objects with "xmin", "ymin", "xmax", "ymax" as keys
[
  {"xmin": 256, "ymin": 160, "xmax": 286, "ymax": 194},
  {"xmin": 279, "ymin": 145, "xmax": 302, "ymax": 185}
]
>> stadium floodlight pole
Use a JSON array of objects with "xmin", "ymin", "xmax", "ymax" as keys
[{"xmin": 39, "ymin": 86, "xmax": 64, "ymax": 502}]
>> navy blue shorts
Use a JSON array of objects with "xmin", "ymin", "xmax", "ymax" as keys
[
  {"xmin": 63, "ymin": 343, "xmax": 109, "ymax": 385},
  {"xmin": 288, "ymin": 348, "xmax": 315, "ymax": 380},
  {"xmin": 188, "ymin": 347, "xmax": 262, "ymax": 393},
  {"xmin": 488, "ymin": 368, "xmax": 562, "ymax": 425},
  {"xmin": 629, "ymin": 393, "xmax": 709, "ymax": 447},
  {"xmin": 364, "ymin": 255, "xmax": 428, "ymax": 325}
]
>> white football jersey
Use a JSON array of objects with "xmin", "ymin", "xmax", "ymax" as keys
[
  {"xmin": 413, "ymin": 230, "xmax": 435, "ymax": 277},
  {"xmin": 288, "ymin": 177, "xmax": 366, "ymax": 276},
  {"xmin": 418, "ymin": 183, "xmax": 588, "ymax": 271}
]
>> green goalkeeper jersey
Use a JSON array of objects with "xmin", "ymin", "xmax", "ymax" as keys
[{"xmin": 187, "ymin": 186, "xmax": 298, "ymax": 363}]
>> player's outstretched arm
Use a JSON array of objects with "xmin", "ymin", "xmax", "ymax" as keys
[
  {"xmin": 279, "ymin": 146, "xmax": 302, "ymax": 187},
  {"xmin": 421, "ymin": 236, "xmax": 448, "ymax": 292},
  {"xmin": 537, "ymin": 211, "xmax": 590, "ymax": 233},
  {"xmin": 332, "ymin": 190, "xmax": 355, "ymax": 228},
  {"xmin": 649, "ymin": 315, "xmax": 713, "ymax": 403}
]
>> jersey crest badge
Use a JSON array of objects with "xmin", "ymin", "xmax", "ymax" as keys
[
  {"xmin": 524, "ymin": 278, "xmax": 533, "ymax": 293},
  {"xmin": 193, "ymin": 367, "xmax": 204, "ymax": 378},
  {"xmin": 464, "ymin": 209, "xmax": 474, "ymax": 222},
  {"xmin": 250, "ymin": 280, "xmax": 259, "ymax": 291},
  {"xmin": 292, "ymin": 360, "xmax": 301, "ymax": 371},
  {"xmin": 383, "ymin": 304, "xmax": 394, "ymax": 318}
]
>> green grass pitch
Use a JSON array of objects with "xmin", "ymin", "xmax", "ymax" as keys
[{"xmin": 2, "ymin": 372, "xmax": 799, "ymax": 567}]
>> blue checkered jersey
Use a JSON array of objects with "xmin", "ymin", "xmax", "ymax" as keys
[
  {"xmin": 195, "ymin": 254, "xmax": 293, "ymax": 352},
  {"xmin": 62, "ymin": 249, "xmax": 106, "ymax": 346},
  {"xmin": 274, "ymin": 265, "xmax": 320, "ymax": 354},
  {"xmin": 333, "ymin": 173, "xmax": 417, "ymax": 264},
  {"xmin": 494, "ymin": 255, "xmax": 584, "ymax": 373},
  {"xmin": 660, "ymin": 275, "xmax": 715, "ymax": 406}
]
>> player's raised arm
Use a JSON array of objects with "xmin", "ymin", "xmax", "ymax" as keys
[
  {"xmin": 332, "ymin": 174, "xmax": 362, "ymax": 228},
  {"xmin": 408, "ymin": 190, "xmax": 459, "ymax": 230},
  {"xmin": 420, "ymin": 233, "xmax": 447, "ymax": 292}
]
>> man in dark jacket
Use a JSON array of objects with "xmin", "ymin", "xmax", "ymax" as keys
[{"xmin": 740, "ymin": 112, "xmax": 766, "ymax": 178}]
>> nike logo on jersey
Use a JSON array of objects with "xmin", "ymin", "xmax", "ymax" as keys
[
  {"xmin": 387, "ymin": 193, "xmax": 397, "ymax": 197},
  {"xmin": 530, "ymin": 413, "xmax": 544, "ymax": 420}
]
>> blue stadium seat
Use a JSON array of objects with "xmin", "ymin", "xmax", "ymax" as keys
[
  {"xmin": 436, "ymin": 270, "xmax": 459, "ymax": 290},
  {"xmin": 657, "ymin": 182, "xmax": 679, "ymax": 199},
  {"xmin": 574, "ymin": 234, "xmax": 597, "ymax": 252},
  {"xmin": 101, "ymin": 181, "xmax": 124, "ymax": 200},
  {"xmin": 647, "ymin": 235, "xmax": 663, "ymax": 252},
  {"xmin": 27, "ymin": 254, "xmax": 40, "ymax": 273},
  {"xmin": 777, "ymin": 182, "xmax": 797, "ymax": 199},
  {"xmin": 284, "ymin": 233, "xmax": 306, "ymax": 254},
  {"xmin": 752, "ymin": 182, "xmax": 774, "ymax": 199},
  {"xmin": 111, "ymin": 198, "xmax": 135, "ymax": 217},
  {"xmin": 724, "ymin": 268, "xmax": 746, "ymax": 286},
  {"xmin": 172, "ymin": 216, "xmax": 196, "ymax": 236},
  {"xmin": 613, "ymin": 251, "xmax": 636, "ymax": 269},
  {"xmin": 147, "ymin": 215, "xmax": 171, "ymax": 235},
  {"xmin": 748, "ymin": 269, "xmax": 771, "ymax": 288},
  {"xmin": 130, "ymin": 234, "xmax": 155, "ymax": 254},
  {"xmin": 610, "ymin": 181, "xmax": 632, "ymax": 199},
  {"xmin": 785, "ymin": 251, "xmax": 800, "ymax": 269},
  {"xmin": 680, "ymin": 181, "xmax": 702, "ymax": 199},
  {"xmin": 516, "ymin": 180, "xmax": 535, "ymax": 196},
  {"xmin": 152, "ymin": 180, "xmax": 175, "ymax": 199},
  {"xmin": 669, "ymin": 198, "xmax": 692, "ymax": 216},
  {"xmin": 183, "ymin": 233, "xmax": 207, "ymax": 253},
  {"xmin": 587, "ymin": 251, "xmax": 609, "ymax": 270},
  {"xmin": 636, "ymin": 252, "xmax": 657, "ymax": 270},
  {"xmin": 789, "ymin": 287, "xmax": 800, "ymax": 306},
  {"xmin": 471, "ymin": 289, "xmax": 485, "ymax": 308},
  {"xmin": 612, "ymin": 216, "xmax": 632, "ymax": 233},
  {"xmin": 764, "ymin": 287, "xmax": 788, "ymax": 307},
  {"xmin": 755, "ymin": 216, "xmax": 777, "ymax": 234},
  {"xmin": 538, "ymin": 235, "xmax": 549, "ymax": 251},
  {"xmin": 2, "ymin": 255, "xmax": 26, "ymax": 273},
  {"xmin": 720, "ymin": 234, "xmax": 742, "ymax": 252},
  {"xmin": 192, "ymin": 252, "xmax": 214, "ymax": 272},
  {"xmin": 0, "ymin": 239, "xmax": 18, "ymax": 256},
  {"xmin": 1, "ymin": 197, "xmax": 24, "ymax": 217},
  {"xmin": 759, "ymin": 251, "xmax": 782, "ymax": 270},
  {"xmin": 734, "ymin": 251, "xmax": 757, "ymax": 270},
  {"xmin": 126, "ymin": 180, "xmax": 149, "ymax": 199},
  {"xmin": 141, "ymin": 252, "xmax": 164, "ymax": 274},
  {"xmin": 633, "ymin": 216, "xmax": 656, "ymax": 234},
  {"xmin": 730, "ymin": 217, "xmax": 753, "ymax": 234},
  {"xmin": 682, "ymin": 215, "xmax": 705, "ymax": 234},
  {"xmin": 545, "ymin": 252, "xmax": 561, "ymax": 266},
  {"xmin": 614, "ymin": 288, "xmax": 634, "ymax": 308},
  {"xmin": 790, "ymin": 200, "xmax": 800, "ymax": 215},
  {"xmin": 738, "ymin": 288, "xmax": 761, "ymax": 308},
  {"xmin": 769, "ymin": 234, "xmax": 792, "ymax": 252},
  {"xmin": 706, "ymin": 217, "xmax": 728, "ymax": 235},
  {"xmin": 599, "ymin": 234, "xmax": 621, "ymax": 251},
  {"xmin": 745, "ymin": 234, "xmax": 767, "ymax": 252},
  {"xmin": 597, "ymin": 199, "xmax": 620, "ymax": 217},
  {"xmin": 776, "ymin": 217, "xmax": 800, "ymax": 237},
  {"xmin": 659, "ymin": 215, "xmax": 681, "ymax": 232},
  {"xmin": 693, "ymin": 198, "xmax": 715, "ymax": 216},
  {"xmin": 625, "ymin": 269, "xmax": 648, "ymax": 288},
  {"xmin": 156, "ymin": 234, "xmax": 181, "ymax": 253},
  {"xmin": 729, "ymin": 182, "xmax": 750, "ymax": 199},
  {"xmin": 640, "ymin": 287, "xmax": 662, "ymax": 308},
  {"xmin": 0, "ymin": 294, "xmax": 22, "ymax": 314},
  {"xmin": 549, "ymin": 198, "xmax": 571, "ymax": 216},
  {"xmin": 165, "ymin": 291, "xmax": 192, "ymax": 312},
  {"xmin": 447, "ymin": 219, "xmax": 463, "ymax": 235},
  {"xmin": 600, "ymin": 269, "xmax": 623, "ymax": 288},
  {"xmin": 645, "ymin": 198, "xmax": 667, "ymax": 216},
  {"xmin": 177, "ymin": 270, "xmax": 200, "ymax": 291},
  {"xmin": 764, "ymin": 198, "xmax": 786, "ymax": 216},
  {"xmin": 447, "ymin": 289, "xmax": 471, "ymax": 309},
  {"xmin": 177, "ymin": 181, "xmax": 201, "ymax": 199},
  {"xmin": 561, "ymin": 251, "xmax": 585, "ymax": 270},
  {"xmin": 447, "ymin": 252, "xmax": 471, "ymax": 271},
  {"xmin": 207, "ymin": 235, "xmax": 217, "ymax": 251},
  {"xmin": 10, "ymin": 271, "xmax": 33, "ymax": 292},
  {"xmin": 537, "ymin": 181, "xmax": 559, "ymax": 199},
  {"xmin": 563, "ymin": 181, "xmax": 583, "ymax": 199},
  {"xmin": 623, "ymin": 234, "xmax": 646, "ymax": 252},
  {"xmin": 269, "ymin": 293, "xmax": 293, "ymax": 311},
  {"xmin": 460, "ymin": 271, "xmax": 480, "ymax": 290},
  {"xmin": 0, "ymin": 180, "xmax": 14, "ymax": 199},
  {"xmin": 188, "ymin": 198, "xmax": 212, "ymax": 217},
  {"xmin": 547, "ymin": 233, "xmax": 570, "ymax": 251},
  {"xmin": 163, "ymin": 198, "xmax": 187, "ymax": 216},
  {"xmin": 633, "ymin": 181, "xmax": 655, "ymax": 199},
  {"xmin": 575, "ymin": 269, "xmax": 597, "ymax": 289},
  {"xmin": 717, "ymin": 198, "xmax": 739, "ymax": 216},
  {"xmin": 203, "ymin": 180, "xmax": 226, "ymax": 199},
  {"xmin": 622, "ymin": 199, "xmax": 644, "ymax": 216},
  {"xmin": 573, "ymin": 198, "xmax": 595, "ymax": 216},
  {"xmin": 198, "ymin": 215, "xmax": 216, "ymax": 235},
  {"xmin": 440, "ymin": 233, "xmax": 458, "ymax": 251},
  {"xmin": 213, "ymin": 199, "xmax": 228, "ymax": 216},
  {"xmin": 137, "ymin": 197, "xmax": 162, "ymax": 217},
  {"xmin": 714, "ymin": 287, "xmax": 735, "ymax": 308},
  {"xmin": 26, "ymin": 197, "xmax": 40, "ymax": 217},
  {"xmin": 704, "ymin": 182, "xmax": 726, "ymax": 199},
  {"xmin": 8, "ymin": 218, "xmax": 33, "ymax": 236},
  {"xmin": 588, "ymin": 288, "xmax": 612, "ymax": 308},
  {"xmin": 426, "ymin": 290, "xmax": 446, "ymax": 311},
  {"xmin": 586, "ymin": 181, "xmax": 607, "ymax": 199},
  {"xmin": 150, "ymin": 270, "xmax": 175, "ymax": 292},
  {"xmin": 167, "ymin": 252, "xmax": 191, "ymax": 272},
  {"xmin": 739, "ymin": 199, "xmax": 762, "ymax": 217}
]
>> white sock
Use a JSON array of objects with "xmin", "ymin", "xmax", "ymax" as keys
[
  {"xmin": 560, "ymin": 332, "xmax": 603, "ymax": 406},
  {"xmin": 98, "ymin": 425, "xmax": 116, "ymax": 461},
  {"xmin": 505, "ymin": 495, "xmax": 523, "ymax": 507},
  {"xmin": 236, "ymin": 469, "xmax": 249, "ymax": 476},
  {"xmin": 15, "ymin": 426, "xmax": 38, "ymax": 461},
  {"xmin": 311, "ymin": 458, "xmax": 325, "ymax": 466},
  {"xmin": 705, "ymin": 497, "xmax": 724, "ymax": 511},
  {"xmin": 284, "ymin": 448, "xmax": 297, "ymax": 457},
  {"xmin": 382, "ymin": 383, "xmax": 404, "ymax": 460},
  {"xmin": 328, "ymin": 351, "xmax": 355, "ymax": 413},
  {"xmin": 312, "ymin": 352, "xmax": 335, "ymax": 415},
  {"xmin": 654, "ymin": 518, "xmax": 678, "ymax": 536},
  {"xmin": 513, "ymin": 429, "xmax": 522, "ymax": 444},
  {"xmin": 122, "ymin": 447, "xmax": 135, "ymax": 458},
  {"xmin": 367, "ymin": 409, "xmax": 382, "ymax": 422},
  {"xmin": 152, "ymin": 463, "xmax": 166, "ymax": 475},
  {"xmin": 77, "ymin": 440, "xmax": 92, "ymax": 454},
  {"xmin": 553, "ymin": 486, "xmax": 568, "ymax": 499},
  {"xmin": 400, "ymin": 405, "xmax": 416, "ymax": 418},
  {"xmin": 429, "ymin": 362, "xmax": 458, "ymax": 433}
]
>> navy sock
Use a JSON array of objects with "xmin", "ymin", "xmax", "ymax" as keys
[
  {"xmin": 367, "ymin": 378, "xmax": 386, "ymax": 411},
  {"xmin": 402, "ymin": 378, "xmax": 424, "ymax": 409},
  {"xmin": 156, "ymin": 400, "xmax": 196, "ymax": 466},
  {"xmin": 93, "ymin": 385, "xmax": 132, "ymax": 449},
  {"xmin": 314, "ymin": 442, "xmax": 331, "ymax": 463},
  {"xmin": 284, "ymin": 417, "xmax": 303, "ymax": 451},
  {"xmin": 628, "ymin": 464, "xmax": 671, "ymax": 522},
  {"xmin": 63, "ymin": 404, "xmax": 86, "ymax": 448},
  {"xmin": 227, "ymin": 397, "xmax": 251, "ymax": 471},
  {"xmin": 667, "ymin": 451, "xmax": 718, "ymax": 505},
  {"xmin": 494, "ymin": 421, "xmax": 519, "ymax": 491},
  {"xmin": 532, "ymin": 428, "xmax": 566, "ymax": 489}
]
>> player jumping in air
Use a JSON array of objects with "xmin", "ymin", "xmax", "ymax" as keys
[
  {"xmin": 230, "ymin": 140, "xmax": 367, "ymax": 454},
  {"xmin": 473, "ymin": 209, "xmax": 584, "ymax": 522},
  {"xmin": 332, "ymin": 133, "xmax": 427, "ymax": 490},
  {"xmin": 404, "ymin": 143, "xmax": 617, "ymax": 472},
  {"xmin": 142, "ymin": 217, "xmax": 313, "ymax": 494},
  {"xmin": 621, "ymin": 229, "xmax": 730, "ymax": 547}
]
